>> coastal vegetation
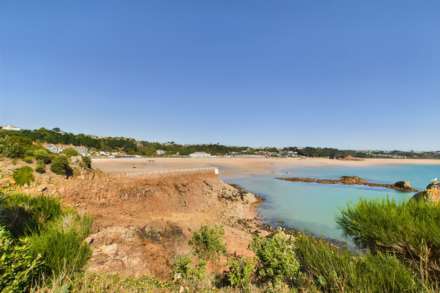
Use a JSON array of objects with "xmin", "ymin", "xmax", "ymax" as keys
[
  {"xmin": 1, "ymin": 130, "xmax": 440, "ymax": 291},
  {"xmin": 0, "ymin": 192, "xmax": 91, "ymax": 291},
  {"xmin": 2, "ymin": 127, "xmax": 440, "ymax": 159},
  {"xmin": 189, "ymin": 225, "xmax": 226, "ymax": 260},
  {"xmin": 2, "ymin": 187, "xmax": 440, "ymax": 291},
  {"xmin": 338, "ymin": 198, "xmax": 440, "ymax": 285}
]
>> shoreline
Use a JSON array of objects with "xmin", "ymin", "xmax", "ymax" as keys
[{"xmin": 93, "ymin": 157, "xmax": 440, "ymax": 178}]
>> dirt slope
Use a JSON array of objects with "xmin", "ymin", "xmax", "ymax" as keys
[{"xmin": 48, "ymin": 171, "xmax": 261, "ymax": 279}]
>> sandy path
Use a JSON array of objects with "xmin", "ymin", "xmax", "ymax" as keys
[{"xmin": 93, "ymin": 157, "xmax": 440, "ymax": 178}]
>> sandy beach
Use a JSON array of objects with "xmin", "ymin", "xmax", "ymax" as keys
[{"xmin": 93, "ymin": 157, "xmax": 440, "ymax": 178}]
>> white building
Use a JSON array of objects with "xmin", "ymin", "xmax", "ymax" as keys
[
  {"xmin": 1, "ymin": 125, "xmax": 21, "ymax": 131},
  {"xmin": 189, "ymin": 152, "xmax": 211, "ymax": 158},
  {"xmin": 45, "ymin": 144, "xmax": 64, "ymax": 154},
  {"xmin": 156, "ymin": 149, "xmax": 166, "ymax": 156}
]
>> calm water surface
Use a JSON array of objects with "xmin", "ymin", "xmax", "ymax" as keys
[{"xmin": 227, "ymin": 164, "xmax": 440, "ymax": 241}]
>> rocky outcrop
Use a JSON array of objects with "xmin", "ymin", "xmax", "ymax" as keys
[
  {"xmin": 412, "ymin": 180, "xmax": 440, "ymax": 203},
  {"xmin": 278, "ymin": 176, "xmax": 418, "ymax": 192},
  {"xmin": 394, "ymin": 181, "xmax": 413, "ymax": 191}
]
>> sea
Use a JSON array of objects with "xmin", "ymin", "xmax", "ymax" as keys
[{"xmin": 227, "ymin": 163, "xmax": 440, "ymax": 242}]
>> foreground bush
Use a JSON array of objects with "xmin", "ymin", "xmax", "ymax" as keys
[
  {"xmin": 251, "ymin": 231, "xmax": 299, "ymax": 286},
  {"xmin": 0, "ymin": 227, "xmax": 45, "ymax": 292},
  {"xmin": 0, "ymin": 193, "xmax": 91, "ymax": 290},
  {"xmin": 295, "ymin": 235, "xmax": 421, "ymax": 292},
  {"xmin": 189, "ymin": 225, "xmax": 226, "ymax": 259},
  {"xmin": 50, "ymin": 155, "xmax": 73, "ymax": 177},
  {"xmin": 338, "ymin": 198, "xmax": 440, "ymax": 282},
  {"xmin": 13, "ymin": 166, "xmax": 34, "ymax": 186},
  {"xmin": 172, "ymin": 255, "xmax": 206, "ymax": 288}
]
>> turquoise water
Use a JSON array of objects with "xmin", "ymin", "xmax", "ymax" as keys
[{"xmin": 228, "ymin": 164, "xmax": 440, "ymax": 241}]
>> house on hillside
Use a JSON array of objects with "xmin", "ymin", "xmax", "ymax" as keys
[
  {"xmin": 156, "ymin": 149, "xmax": 166, "ymax": 156},
  {"xmin": 45, "ymin": 144, "xmax": 64, "ymax": 154},
  {"xmin": 1, "ymin": 125, "xmax": 21, "ymax": 131},
  {"xmin": 189, "ymin": 152, "xmax": 211, "ymax": 158}
]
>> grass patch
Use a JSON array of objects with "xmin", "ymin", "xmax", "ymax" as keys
[
  {"xmin": 295, "ymin": 235, "xmax": 421, "ymax": 292},
  {"xmin": 32, "ymin": 272, "xmax": 168, "ymax": 292},
  {"xmin": 27, "ymin": 225, "xmax": 91, "ymax": 275},
  {"xmin": 0, "ymin": 193, "xmax": 62, "ymax": 237}
]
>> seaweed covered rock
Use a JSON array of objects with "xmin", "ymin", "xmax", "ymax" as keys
[
  {"xmin": 412, "ymin": 179, "xmax": 440, "ymax": 203},
  {"xmin": 393, "ymin": 181, "xmax": 413, "ymax": 191}
]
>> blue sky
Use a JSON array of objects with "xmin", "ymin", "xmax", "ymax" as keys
[{"xmin": 1, "ymin": 1, "xmax": 439, "ymax": 150}]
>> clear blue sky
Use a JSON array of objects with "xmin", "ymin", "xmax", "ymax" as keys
[{"xmin": 1, "ymin": 1, "xmax": 439, "ymax": 150}]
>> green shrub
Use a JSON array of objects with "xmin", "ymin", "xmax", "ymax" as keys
[
  {"xmin": 50, "ymin": 155, "xmax": 73, "ymax": 177},
  {"xmin": 35, "ymin": 160, "xmax": 46, "ymax": 173},
  {"xmin": 0, "ymin": 193, "xmax": 62, "ymax": 237},
  {"xmin": 0, "ymin": 227, "xmax": 45, "ymax": 292},
  {"xmin": 189, "ymin": 225, "xmax": 226, "ymax": 260},
  {"xmin": 226, "ymin": 256, "xmax": 255, "ymax": 290},
  {"xmin": 172, "ymin": 255, "xmax": 206, "ymax": 285},
  {"xmin": 337, "ymin": 198, "xmax": 440, "ymax": 282},
  {"xmin": 81, "ymin": 156, "xmax": 92, "ymax": 169},
  {"xmin": 251, "ymin": 231, "xmax": 299, "ymax": 286},
  {"xmin": 23, "ymin": 156, "xmax": 34, "ymax": 163},
  {"xmin": 34, "ymin": 149, "xmax": 51, "ymax": 164},
  {"xmin": 62, "ymin": 147, "xmax": 79, "ymax": 157},
  {"xmin": 13, "ymin": 166, "xmax": 34, "ymax": 186},
  {"xmin": 295, "ymin": 235, "xmax": 420, "ymax": 292}
]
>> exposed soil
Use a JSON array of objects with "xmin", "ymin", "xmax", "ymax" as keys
[{"xmin": 12, "ymin": 167, "xmax": 264, "ymax": 279}]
